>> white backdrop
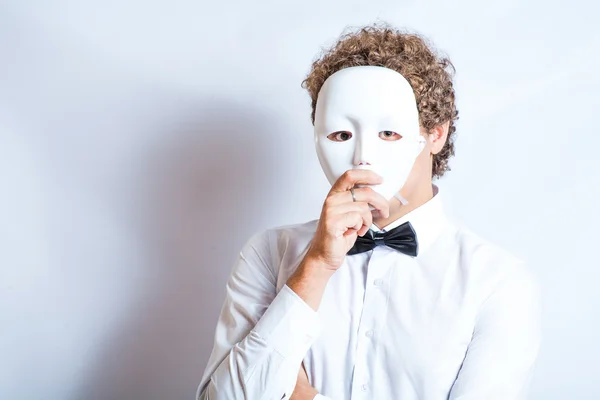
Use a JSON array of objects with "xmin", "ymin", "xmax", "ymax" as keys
[{"xmin": 1, "ymin": 1, "xmax": 599, "ymax": 399}]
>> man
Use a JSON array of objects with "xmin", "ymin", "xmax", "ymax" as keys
[{"xmin": 196, "ymin": 22, "xmax": 541, "ymax": 400}]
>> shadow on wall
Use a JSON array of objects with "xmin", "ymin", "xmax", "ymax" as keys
[{"xmin": 71, "ymin": 97, "xmax": 281, "ymax": 400}]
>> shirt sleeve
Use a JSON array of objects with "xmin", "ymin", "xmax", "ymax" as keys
[
  {"xmin": 313, "ymin": 394, "xmax": 334, "ymax": 400},
  {"xmin": 196, "ymin": 229, "xmax": 322, "ymax": 400},
  {"xmin": 448, "ymin": 262, "xmax": 542, "ymax": 400}
]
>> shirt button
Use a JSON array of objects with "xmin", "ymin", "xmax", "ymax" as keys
[
  {"xmin": 361, "ymin": 383, "xmax": 368, "ymax": 392},
  {"xmin": 373, "ymin": 279, "xmax": 383, "ymax": 286},
  {"xmin": 365, "ymin": 329, "xmax": 374, "ymax": 338}
]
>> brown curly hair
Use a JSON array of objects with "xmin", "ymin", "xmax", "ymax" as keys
[{"xmin": 301, "ymin": 22, "xmax": 459, "ymax": 178}]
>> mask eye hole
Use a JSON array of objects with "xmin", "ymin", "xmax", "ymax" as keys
[
  {"xmin": 327, "ymin": 131, "xmax": 352, "ymax": 142},
  {"xmin": 379, "ymin": 131, "xmax": 402, "ymax": 141}
]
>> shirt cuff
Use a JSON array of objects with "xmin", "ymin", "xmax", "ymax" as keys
[{"xmin": 252, "ymin": 284, "xmax": 322, "ymax": 360}]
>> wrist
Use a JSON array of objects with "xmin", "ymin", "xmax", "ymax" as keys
[
  {"xmin": 298, "ymin": 255, "xmax": 336, "ymax": 281},
  {"xmin": 286, "ymin": 256, "xmax": 334, "ymax": 311}
]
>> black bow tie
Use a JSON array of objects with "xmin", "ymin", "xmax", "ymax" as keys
[{"xmin": 347, "ymin": 221, "xmax": 419, "ymax": 257}]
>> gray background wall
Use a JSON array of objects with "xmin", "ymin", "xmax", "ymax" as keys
[{"xmin": 1, "ymin": 1, "xmax": 599, "ymax": 399}]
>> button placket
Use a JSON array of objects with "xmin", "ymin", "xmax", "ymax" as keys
[{"xmin": 350, "ymin": 250, "xmax": 391, "ymax": 398}]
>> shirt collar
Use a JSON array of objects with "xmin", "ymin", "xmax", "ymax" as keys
[{"xmin": 369, "ymin": 184, "xmax": 448, "ymax": 253}]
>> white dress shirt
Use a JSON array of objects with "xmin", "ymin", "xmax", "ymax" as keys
[{"xmin": 196, "ymin": 185, "xmax": 541, "ymax": 400}]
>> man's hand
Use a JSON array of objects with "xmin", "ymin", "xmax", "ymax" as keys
[
  {"xmin": 287, "ymin": 169, "xmax": 389, "ymax": 311},
  {"xmin": 304, "ymin": 169, "xmax": 389, "ymax": 272},
  {"xmin": 290, "ymin": 364, "xmax": 318, "ymax": 400}
]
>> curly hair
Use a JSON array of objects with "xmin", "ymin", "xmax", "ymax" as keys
[{"xmin": 301, "ymin": 22, "xmax": 459, "ymax": 178}]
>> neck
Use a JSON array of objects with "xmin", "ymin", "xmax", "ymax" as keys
[{"xmin": 372, "ymin": 180, "xmax": 434, "ymax": 231}]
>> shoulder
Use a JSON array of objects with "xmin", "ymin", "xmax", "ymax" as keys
[
  {"xmin": 453, "ymin": 225, "xmax": 524, "ymax": 269},
  {"xmin": 243, "ymin": 219, "xmax": 319, "ymax": 278},
  {"xmin": 451, "ymin": 224, "xmax": 540, "ymax": 301},
  {"xmin": 268, "ymin": 218, "xmax": 319, "ymax": 251},
  {"xmin": 243, "ymin": 219, "xmax": 317, "ymax": 250}
]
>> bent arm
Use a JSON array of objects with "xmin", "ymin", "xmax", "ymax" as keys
[{"xmin": 196, "ymin": 230, "xmax": 322, "ymax": 400}]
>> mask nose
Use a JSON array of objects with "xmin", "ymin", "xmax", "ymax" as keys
[{"xmin": 353, "ymin": 131, "xmax": 375, "ymax": 167}]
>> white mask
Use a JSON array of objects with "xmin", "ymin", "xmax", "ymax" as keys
[{"xmin": 314, "ymin": 66, "xmax": 426, "ymax": 204}]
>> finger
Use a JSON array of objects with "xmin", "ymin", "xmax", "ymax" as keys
[
  {"xmin": 330, "ymin": 202, "xmax": 373, "ymax": 235},
  {"xmin": 322, "ymin": 209, "xmax": 363, "ymax": 238},
  {"xmin": 340, "ymin": 211, "xmax": 364, "ymax": 236},
  {"xmin": 328, "ymin": 186, "xmax": 390, "ymax": 218},
  {"xmin": 330, "ymin": 169, "xmax": 383, "ymax": 194},
  {"xmin": 326, "ymin": 211, "xmax": 363, "ymax": 238},
  {"xmin": 343, "ymin": 227, "xmax": 359, "ymax": 238},
  {"xmin": 352, "ymin": 187, "xmax": 390, "ymax": 218},
  {"xmin": 340, "ymin": 203, "xmax": 373, "ymax": 236}
]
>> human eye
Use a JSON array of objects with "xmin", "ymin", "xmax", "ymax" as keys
[
  {"xmin": 379, "ymin": 130, "xmax": 402, "ymax": 141},
  {"xmin": 327, "ymin": 131, "xmax": 353, "ymax": 142}
]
